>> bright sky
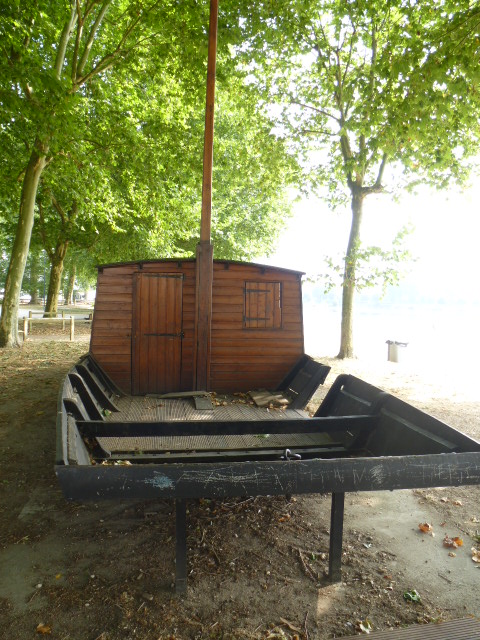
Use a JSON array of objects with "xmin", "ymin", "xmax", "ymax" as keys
[
  {"xmin": 255, "ymin": 182, "xmax": 480, "ymax": 370},
  {"xmin": 258, "ymin": 182, "xmax": 480, "ymax": 304}
]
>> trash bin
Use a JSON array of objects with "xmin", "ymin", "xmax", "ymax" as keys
[{"xmin": 386, "ymin": 340, "xmax": 408, "ymax": 363}]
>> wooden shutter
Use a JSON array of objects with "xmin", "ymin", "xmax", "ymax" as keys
[{"xmin": 244, "ymin": 281, "xmax": 282, "ymax": 329}]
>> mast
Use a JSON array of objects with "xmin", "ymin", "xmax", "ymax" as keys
[{"xmin": 193, "ymin": 0, "xmax": 218, "ymax": 390}]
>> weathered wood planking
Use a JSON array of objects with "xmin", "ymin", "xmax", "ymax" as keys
[{"xmin": 89, "ymin": 260, "xmax": 305, "ymax": 394}]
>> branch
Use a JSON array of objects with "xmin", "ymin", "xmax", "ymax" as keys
[
  {"xmin": 74, "ymin": 4, "xmax": 144, "ymax": 87},
  {"xmin": 368, "ymin": 25, "xmax": 378, "ymax": 106},
  {"xmin": 313, "ymin": 20, "xmax": 334, "ymax": 73},
  {"xmin": 71, "ymin": 0, "xmax": 84, "ymax": 81},
  {"xmin": 37, "ymin": 201, "xmax": 54, "ymax": 260},
  {"xmin": 361, "ymin": 153, "xmax": 388, "ymax": 195},
  {"xmin": 434, "ymin": 4, "xmax": 480, "ymax": 50},
  {"xmin": 299, "ymin": 129, "xmax": 337, "ymax": 137},
  {"xmin": 23, "ymin": 82, "xmax": 34, "ymax": 101},
  {"xmin": 74, "ymin": 28, "xmax": 163, "ymax": 87},
  {"xmin": 358, "ymin": 25, "xmax": 378, "ymax": 176},
  {"xmin": 21, "ymin": 12, "xmax": 34, "ymax": 51},
  {"xmin": 290, "ymin": 100, "xmax": 340, "ymax": 123},
  {"xmin": 374, "ymin": 152, "xmax": 388, "ymax": 188},
  {"xmin": 69, "ymin": 200, "xmax": 79, "ymax": 222},
  {"xmin": 339, "ymin": 132, "xmax": 355, "ymax": 189},
  {"xmin": 55, "ymin": 149, "xmax": 84, "ymax": 169},
  {"xmin": 341, "ymin": 24, "xmax": 357, "ymax": 88},
  {"xmin": 450, "ymin": 16, "xmax": 480, "ymax": 52},
  {"xmin": 76, "ymin": 0, "xmax": 113, "ymax": 78},
  {"xmin": 50, "ymin": 194, "xmax": 67, "ymax": 225},
  {"xmin": 55, "ymin": 5, "xmax": 78, "ymax": 80},
  {"xmin": 334, "ymin": 50, "xmax": 346, "ymax": 120}
]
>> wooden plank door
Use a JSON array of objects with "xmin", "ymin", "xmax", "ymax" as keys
[{"xmin": 133, "ymin": 273, "xmax": 183, "ymax": 394}]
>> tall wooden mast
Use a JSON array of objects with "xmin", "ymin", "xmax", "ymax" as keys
[{"xmin": 194, "ymin": 0, "xmax": 218, "ymax": 390}]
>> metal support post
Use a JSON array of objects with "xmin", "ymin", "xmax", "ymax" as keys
[
  {"xmin": 175, "ymin": 499, "xmax": 187, "ymax": 594},
  {"xmin": 329, "ymin": 491, "xmax": 345, "ymax": 582}
]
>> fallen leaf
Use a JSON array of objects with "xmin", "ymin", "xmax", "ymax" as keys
[
  {"xmin": 403, "ymin": 589, "xmax": 421, "ymax": 603},
  {"xmin": 448, "ymin": 552, "xmax": 456, "ymax": 557},
  {"xmin": 471, "ymin": 548, "xmax": 480, "ymax": 563},
  {"xmin": 443, "ymin": 535, "xmax": 463, "ymax": 548},
  {"xmin": 355, "ymin": 619, "xmax": 373, "ymax": 634},
  {"xmin": 418, "ymin": 522, "xmax": 433, "ymax": 534},
  {"xmin": 36, "ymin": 623, "xmax": 52, "ymax": 635},
  {"xmin": 279, "ymin": 618, "xmax": 301, "ymax": 632},
  {"xmin": 453, "ymin": 500, "xmax": 463, "ymax": 506}
]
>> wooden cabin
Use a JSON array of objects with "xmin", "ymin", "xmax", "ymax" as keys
[{"xmin": 89, "ymin": 258, "xmax": 305, "ymax": 395}]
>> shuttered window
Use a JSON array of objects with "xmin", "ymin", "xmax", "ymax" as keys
[{"xmin": 244, "ymin": 281, "xmax": 282, "ymax": 329}]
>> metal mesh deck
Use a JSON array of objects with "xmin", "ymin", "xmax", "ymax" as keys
[
  {"xmin": 110, "ymin": 397, "xmax": 308, "ymax": 423},
  {"xmin": 97, "ymin": 432, "xmax": 334, "ymax": 453},
  {"xmin": 102, "ymin": 396, "xmax": 313, "ymax": 454}
]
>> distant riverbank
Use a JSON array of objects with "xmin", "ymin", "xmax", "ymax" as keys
[{"xmin": 304, "ymin": 301, "xmax": 480, "ymax": 371}]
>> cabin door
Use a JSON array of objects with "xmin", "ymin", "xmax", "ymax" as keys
[{"xmin": 133, "ymin": 273, "xmax": 183, "ymax": 394}]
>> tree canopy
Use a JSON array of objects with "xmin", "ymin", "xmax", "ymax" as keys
[
  {"xmin": 0, "ymin": 0, "xmax": 297, "ymax": 346},
  {"xmin": 240, "ymin": 0, "xmax": 480, "ymax": 357}
]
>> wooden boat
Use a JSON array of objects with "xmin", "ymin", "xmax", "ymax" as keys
[
  {"xmin": 55, "ymin": 0, "xmax": 480, "ymax": 593},
  {"xmin": 56, "ymin": 358, "xmax": 480, "ymax": 593}
]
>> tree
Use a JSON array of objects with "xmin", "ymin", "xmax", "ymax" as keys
[
  {"xmin": 211, "ymin": 78, "xmax": 297, "ymax": 259},
  {"xmin": 242, "ymin": 0, "xmax": 480, "ymax": 357},
  {"xmin": 0, "ymin": 1, "xmax": 298, "ymax": 345},
  {"xmin": 0, "ymin": 0, "xmax": 206, "ymax": 346}
]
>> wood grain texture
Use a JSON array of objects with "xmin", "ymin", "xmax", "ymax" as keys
[{"xmin": 89, "ymin": 260, "xmax": 305, "ymax": 394}]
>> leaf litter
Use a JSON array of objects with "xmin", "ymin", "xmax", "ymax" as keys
[{"xmin": 1, "ymin": 343, "xmax": 480, "ymax": 638}]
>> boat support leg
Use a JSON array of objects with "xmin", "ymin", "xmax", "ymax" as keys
[
  {"xmin": 328, "ymin": 491, "xmax": 345, "ymax": 582},
  {"xmin": 175, "ymin": 498, "xmax": 187, "ymax": 594}
]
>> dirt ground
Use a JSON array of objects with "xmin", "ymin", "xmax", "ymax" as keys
[{"xmin": 0, "ymin": 319, "xmax": 479, "ymax": 639}]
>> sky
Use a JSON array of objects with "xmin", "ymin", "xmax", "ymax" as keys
[
  {"xmin": 258, "ymin": 182, "xmax": 480, "ymax": 304},
  {"xmin": 255, "ymin": 182, "xmax": 480, "ymax": 365}
]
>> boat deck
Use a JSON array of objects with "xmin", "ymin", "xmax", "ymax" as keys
[
  {"xmin": 57, "ymin": 359, "xmax": 480, "ymax": 592},
  {"xmin": 100, "ymin": 395, "xmax": 332, "ymax": 457},
  {"xmin": 109, "ymin": 394, "xmax": 308, "ymax": 423}
]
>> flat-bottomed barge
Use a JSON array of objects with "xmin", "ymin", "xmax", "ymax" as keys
[{"xmin": 56, "ymin": 354, "xmax": 480, "ymax": 592}]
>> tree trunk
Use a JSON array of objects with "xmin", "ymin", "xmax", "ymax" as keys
[
  {"xmin": 65, "ymin": 264, "xmax": 76, "ymax": 305},
  {"xmin": 28, "ymin": 252, "xmax": 41, "ymax": 305},
  {"xmin": 0, "ymin": 141, "xmax": 48, "ymax": 347},
  {"xmin": 337, "ymin": 190, "xmax": 364, "ymax": 359},
  {"xmin": 44, "ymin": 241, "xmax": 69, "ymax": 316}
]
